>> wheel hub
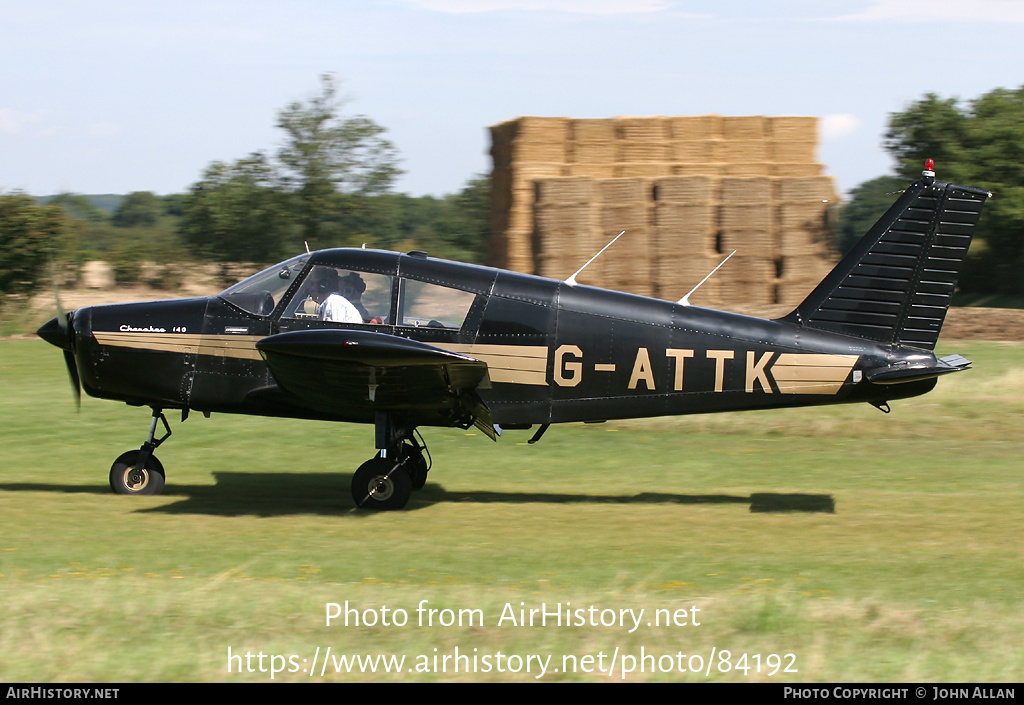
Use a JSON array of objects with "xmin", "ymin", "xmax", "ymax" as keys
[
  {"xmin": 125, "ymin": 469, "xmax": 147, "ymax": 490},
  {"xmin": 367, "ymin": 474, "xmax": 394, "ymax": 501}
]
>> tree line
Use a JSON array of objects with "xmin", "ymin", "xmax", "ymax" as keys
[{"xmin": 3, "ymin": 80, "xmax": 1023, "ymax": 309}]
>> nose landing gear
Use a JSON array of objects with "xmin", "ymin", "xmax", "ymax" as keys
[{"xmin": 109, "ymin": 408, "xmax": 171, "ymax": 495}]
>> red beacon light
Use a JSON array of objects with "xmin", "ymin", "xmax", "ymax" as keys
[{"xmin": 923, "ymin": 158, "xmax": 936, "ymax": 178}]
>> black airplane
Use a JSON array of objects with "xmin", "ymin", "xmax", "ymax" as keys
[{"xmin": 38, "ymin": 164, "xmax": 990, "ymax": 509}]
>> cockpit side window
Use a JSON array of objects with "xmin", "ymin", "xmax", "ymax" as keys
[
  {"xmin": 218, "ymin": 254, "xmax": 310, "ymax": 317},
  {"xmin": 282, "ymin": 265, "xmax": 393, "ymax": 324},
  {"xmin": 398, "ymin": 279, "xmax": 477, "ymax": 330}
]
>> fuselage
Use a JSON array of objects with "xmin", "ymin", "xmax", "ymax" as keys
[{"xmin": 49, "ymin": 248, "xmax": 939, "ymax": 429}]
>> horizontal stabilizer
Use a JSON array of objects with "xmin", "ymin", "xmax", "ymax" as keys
[
  {"xmin": 866, "ymin": 353, "xmax": 971, "ymax": 385},
  {"xmin": 786, "ymin": 175, "xmax": 991, "ymax": 350}
]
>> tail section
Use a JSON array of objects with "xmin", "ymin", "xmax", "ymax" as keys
[{"xmin": 785, "ymin": 169, "xmax": 991, "ymax": 350}]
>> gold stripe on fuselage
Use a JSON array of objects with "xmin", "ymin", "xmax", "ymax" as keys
[
  {"xmin": 93, "ymin": 333, "xmax": 550, "ymax": 384},
  {"xmin": 771, "ymin": 353, "xmax": 859, "ymax": 395},
  {"xmin": 441, "ymin": 343, "xmax": 548, "ymax": 386},
  {"xmin": 93, "ymin": 332, "xmax": 264, "ymax": 360}
]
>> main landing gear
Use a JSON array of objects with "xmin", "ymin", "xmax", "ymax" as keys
[
  {"xmin": 109, "ymin": 408, "xmax": 171, "ymax": 495},
  {"xmin": 351, "ymin": 413, "xmax": 430, "ymax": 510}
]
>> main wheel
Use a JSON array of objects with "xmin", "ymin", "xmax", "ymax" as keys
[
  {"xmin": 109, "ymin": 450, "xmax": 166, "ymax": 495},
  {"xmin": 351, "ymin": 457, "xmax": 412, "ymax": 510}
]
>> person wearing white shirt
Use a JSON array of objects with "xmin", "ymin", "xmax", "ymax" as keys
[{"xmin": 310, "ymin": 268, "xmax": 363, "ymax": 323}]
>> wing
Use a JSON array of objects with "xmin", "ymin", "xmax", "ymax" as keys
[{"xmin": 255, "ymin": 328, "xmax": 497, "ymax": 438}]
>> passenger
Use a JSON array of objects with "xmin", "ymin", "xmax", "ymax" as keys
[
  {"xmin": 311, "ymin": 268, "xmax": 362, "ymax": 323},
  {"xmin": 340, "ymin": 272, "xmax": 371, "ymax": 321}
]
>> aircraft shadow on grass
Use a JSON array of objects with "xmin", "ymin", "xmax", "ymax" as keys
[{"xmin": 0, "ymin": 474, "xmax": 835, "ymax": 516}]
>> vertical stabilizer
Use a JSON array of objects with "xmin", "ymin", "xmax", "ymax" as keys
[{"xmin": 785, "ymin": 172, "xmax": 991, "ymax": 350}]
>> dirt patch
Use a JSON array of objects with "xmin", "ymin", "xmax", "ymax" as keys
[{"xmin": 941, "ymin": 307, "xmax": 1024, "ymax": 342}]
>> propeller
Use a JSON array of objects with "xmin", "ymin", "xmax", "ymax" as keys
[{"xmin": 36, "ymin": 273, "xmax": 81, "ymax": 409}]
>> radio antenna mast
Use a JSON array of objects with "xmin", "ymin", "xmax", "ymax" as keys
[
  {"xmin": 565, "ymin": 231, "xmax": 626, "ymax": 287},
  {"xmin": 678, "ymin": 250, "xmax": 736, "ymax": 306}
]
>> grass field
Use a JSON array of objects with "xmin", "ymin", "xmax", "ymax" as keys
[{"xmin": 1, "ymin": 338, "xmax": 1022, "ymax": 682}]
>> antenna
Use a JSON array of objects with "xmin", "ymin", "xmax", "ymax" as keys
[
  {"xmin": 678, "ymin": 250, "xmax": 736, "ymax": 306},
  {"xmin": 565, "ymin": 231, "xmax": 625, "ymax": 287},
  {"xmin": 304, "ymin": 241, "xmax": 311, "ymax": 254}
]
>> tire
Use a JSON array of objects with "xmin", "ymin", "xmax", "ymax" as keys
[
  {"xmin": 351, "ymin": 457, "xmax": 412, "ymax": 510},
  {"xmin": 109, "ymin": 450, "xmax": 166, "ymax": 495}
]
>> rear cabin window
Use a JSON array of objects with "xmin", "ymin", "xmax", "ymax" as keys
[{"xmin": 398, "ymin": 280, "xmax": 476, "ymax": 330}]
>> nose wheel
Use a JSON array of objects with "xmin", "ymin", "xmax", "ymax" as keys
[
  {"xmin": 109, "ymin": 408, "xmax": 171, "ymax": 495},
  {"xmin": 109, "ymin": 450, "xmax": 166, "ymax": 495}
]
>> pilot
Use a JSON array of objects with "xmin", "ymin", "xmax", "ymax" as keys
[
  {"xmin": 311, "ymin": 268, "xmax": 362, "ymax": 323},
  {"xmin": 339, "ymin": 272, "xmax": 371, "ymax": 321}
]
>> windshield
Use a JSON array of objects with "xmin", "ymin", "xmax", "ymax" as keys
[{"xmin": 218, "ymin": 254, "xmax": 310, "ymax": 316}]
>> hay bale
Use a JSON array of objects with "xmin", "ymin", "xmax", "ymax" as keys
[
  {"xmin": 598, "ymin": 178, "xmax": 650, "ymax": 203},
  {"xmin": 720, "ymin": 177, "xmax": 773, "ymax": 204},
  {"xmin": 653, "ymin": 203, "xmax": 717, "ymax": 234},
  {"xmin": 534, "ymin": 177, "xmax": 596, "ymax": 204},
  {"xmin": 720, "ymin": 204, "xmax": 775, "ymax": 231},
  {"xmin": 721, "ymin": 116, "xmax": 767, "ymax": 140},
  {"xmin": 770, "ymin": 163, "xmax": 823, "ymax": 177},
  {"xmin": 767, "ymin": 116, "xmax": 817, "ymax": 142},
  {"xmin": 717, "ymin": 139, "xmax": 768, "ymax": 163},
  {"xmin": 613, "ymin": 116, "xmax": 670, "ymax": 141},
  {"xmin": 600, "ymin": 203, "xmax": 649, "ymax": 231},
  {"xmin": 719, "ymin": 230, "xmax": 775, "ymax": 257},
  {"xmin": 566, "ymin": 163, "xmax": 618, "ymax": 178},
  {"xmin": 615, "ymin": 164, "xmax": 673, "ymax": 178},
  {"xmin": 571, "ymin": 118, "xmax": 616, "ymax": 142},
  {"xmin": 570, "ymin": 141, "xmax": 617, "ymax": 164},
  {"xmin": 667, "ymin": 115, "xmax": 722, "ymax": 140},
  {"xmin": 618, "ymin": 141, "xmax": 670, "ymax": 162},
  {"xmin": 653, "ymin": 176, "xmax": 719, "ymax": 202},
  {"xmin": 534, "ymin": 203, "xmax": 596, "ymax": 233},
  {"xmin": 672, "ymin": 163, "xmax": 725, "ymax": 176},
  {"xmin": 778, "ymin": 202, "xmax": 828, "ymax": 231},
  {"xmin": 770, "ymin": 141, "xmax": 817, "ymax": 163},
  {"xmin": 776, "ymin": 176, "xmax": 837, "ymax": 203},
  {"xmin": 510, "ymin": 141, "xmax": 569, "ymax": 163},
  {"xmin": 669, "ymin": 140, "xmax": 717, "ymax": 162},
  {"xmin": 721, "ymin": 163, "xmax": 771, "ymax": 176}
]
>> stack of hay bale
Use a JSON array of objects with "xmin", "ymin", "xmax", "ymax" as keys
[{"xmin": 489, "ymin": 115, "xmax": 840, "ymax": 306}]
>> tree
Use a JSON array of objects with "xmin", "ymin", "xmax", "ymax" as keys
[
  {"xmin": 179, "ymin": 153, "xmax": 298, "ymax": 263},
  {"xmin": 0, "ymin": 194, "xmax": 74, "ymax": 307},
  {"xmin": 276, "ymin": 74, "xmax": 402, "ymax": 246},
  {"xmin": 46, "ymin": 193, "xmax": 109, "ymax": 224},
  {"xmin": 443, "ymin": 173, "xmax": 491, "ymax": 262},
  {"xmin": 181, "ymin": 74, "xmax": 403, "ymax": 258},
  {"xmin": 886, "ymin": 86, "xmax": 1024, "ymax": 294},
  {"xmin": 112, "ymin": 191, "xmax": 162, "ymax": 227}
]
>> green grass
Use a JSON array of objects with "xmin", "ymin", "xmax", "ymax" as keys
[{"xmin": 1, "ymin": 339, "xmax": 1022, "ymax": 682}]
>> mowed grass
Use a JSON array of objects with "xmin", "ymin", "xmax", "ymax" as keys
[{"xmin": 1, "ymin": 339, "xmax": 1022, "ymax": 682}]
